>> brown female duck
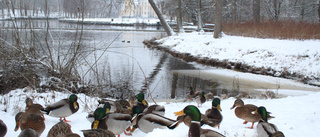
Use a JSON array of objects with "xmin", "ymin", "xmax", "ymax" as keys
[
  {"xmin": 14, "ymin": 112, "xmax": 45, "ymax": 136},
  {"xmin": 25, "ymin": 97, "xmax": 45, "ymax": 119},
  {"xmin": 47, "ymin": 120, "xmax": 79, "ymax": 137},
  {"xmin": 82, "ymin": 129, "xmax": 115, "ymax": 137},
  {"xmin": 0, "ymin": 119, "xmax": 7, "ymax": 137},
  {"xmin": 230, "ymin": 98, "xmax": 274, "ymax": 129},
  {"xmin": 18, "ymin": 129, "xmax": 39, "ymax": 137}
]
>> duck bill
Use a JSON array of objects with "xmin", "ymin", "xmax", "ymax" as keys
[
  {"xmin": 230, "ymin": 104, "xmax": 236, "ymax": 109},
  {"xmin": 142, "ymin": 100, "xmax": 147, "ymax": 106},
  {"xmin": 174, "ymin": 110, "xmax": 185, "ymax": 116},
  {"xmin": 106, "ymin": 109, "xmax": 110, "ymax": 113},
  {"xmin": 92, "ymin": 120, "xmax": 100, "ymax": 129},
  {"xmin": 14, "ymin": 122, "xmax": 20, "ymax": 131},
  {"xmin": 73, "ymin": 102, "xmax": 78, "ymax": 109},
  {"xmin": 217, "ymin": 104, "xmax": 222, "ymax": 111}
]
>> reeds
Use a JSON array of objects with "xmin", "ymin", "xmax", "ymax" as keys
[{"xmin": 223, "ymin": 20, "xmax": 320, "ymax": 40}]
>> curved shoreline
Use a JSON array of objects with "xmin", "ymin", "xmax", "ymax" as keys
[{"xmin": 143, "ymin": 38, "xmax": 320, "ymax": 88}]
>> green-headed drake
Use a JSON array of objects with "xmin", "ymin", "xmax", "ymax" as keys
[
  {"xmin": 134, "ymin": 92, "xmax": 148, "ymax": 111},
  {"xmin": 82, "ymin": 128, "xmax": 115, "ymax": 137},
  {"xmin": 256, "ymin": 106, "xmax": 285, "ymax": 137},
  {"xmin": 18, "ymin": 129, "xmax": 39, "ymax": 137},
  {"xmin": 130, "ymin": 106, "xmax": 178, "ymax": 133},
  {"xmin": 203, "ymin": 98, "xmax": 223, "ymax": 129},
  {"xmin": 41, "ymin": 94, "xmax": 79, "ymax": 122},
  {"xmin": 14, "ymin": 112, "xmax": 45, "ymax": 136},
  {"xmin": 0, "ymin": 119, "xmax": 7, "ymax": 137},
  {"xmin": 230, "ymin": 98, "xmax": 274, "ymax": 129},
  {"xmin": 174, "ymin": 105, "xmax": 225, "ymax": 137},
  {"xmin": 47, "ymin": 120, "xmax": 79, "ymax": 137},
  {"xmin": 92, "ymin": 107, "xmax": 132, "ymax": 137},
  {"xmin": 25, "ymin": 97, "xmax": 45, "ymax": 120},
  {"xmin": 87, "ymin": 102, "xmax": 112, "ymax": 123}
]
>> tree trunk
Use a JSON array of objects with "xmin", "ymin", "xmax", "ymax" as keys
[
  {"xmin": 300, "ymin": 0, "xmax": 305, "ymax": 21},
  {"xmin": 214, "ymin": 0, "xmax": 222, "ymax": 38},
  {"xmin": 177, "ymin": 0, "xmax": 185, "ymax": 33},
  {"xmin": 170, "ymin": 72, "xmax": 178, "ymax": 99},
  {"xmin": 232, "ymin": 0, "xmax": 236, "ymax": 24},
  {"xmin": 197, "ymin": 0, "xmax": 203, "ymax": 32},
  {"xmin": 149, "ymin": 0, "xmax": 175, "ymax": 36},
  {"xmin": 318, "ymin": 0, "xmax": 320, "ymax": 23},
  {"xmin": 273, "ymin": 0, "xmax": 282, "ymax": 21},
  {"xmin": 253, "ymin": 0, "xmax": 260, "ymax": 23}
]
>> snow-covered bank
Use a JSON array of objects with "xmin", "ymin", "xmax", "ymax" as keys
[
  {"xmin": 152, "ymin": 32, "xmax": 320, "ymax": 85},
  {"xmin": 1, "ymin": 88, "xmax": 320, "ymax": 137}
]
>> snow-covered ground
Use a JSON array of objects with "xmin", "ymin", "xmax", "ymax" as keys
[
  {"xmin": 156, "ymin": 32, "xmax": 320, "ymax": 84},
  {"xmin": 1, "ymin": 32, "xmax": 320, "ymax": 137},
  {"xmin": 1, "ymin": 87, "xmax": 319, "ymax": 137}
]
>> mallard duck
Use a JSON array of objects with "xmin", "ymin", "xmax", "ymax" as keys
[
  {"xmin": 64, "ymin": 133, "xmax": 81, "ymax": 137},
  {"xmin": 143, "ymin": 104, "xmax": 165, "ymax": 115},
  {"xmin": 14, "ymin": 112, "xmax": 45, "ymax": 136},
  {"xmin": 174, "ymin": 105, "xmax": 225, "ymax": 137},
  {"xmin": 256, "ymin": 106, "xmax": 285, "ymax": 137},
  {"xmin": 18, "ymin": 128, "xmax": 39, "ymax": 137},
  {"xmin": 230, "ymin": 98, "xmax": 274, "ymax": 129},
  {"xmin": 133, "ymin": 92, "xmax": 148, "ymax": 111},
  {"xmin": 130, "ymin": 106, "xmax": 178, "ymax": 133},
  {"xmin": 98, "ymin": 99, "xmax": 131, "ymax": 114},
  {"xmin": 87, "ymin": 102, "xmax": 111, "ymax": 123},
  {"xmin": 92, "ymin": 107, "xmax": 132, "ymax": 137},
  {"xmin": 82, "ymin": 128, "xmax": 115, "ymax": 137},
  {"xmin": 195, "ymin": 92, "xmax": 206, "ymax": 107},
  {"xmin": 203, "ymin": 98, "xmax": 223, "ymax": 129},
  {"xmin": 41, "ymin": 94, "xmax": 79, "ymax": 122},
  {"xmin": 176, "ymin": 112, "xmax": 209, "ymax": 127},
  {"xmin": 187, "ymin": 87, "xmax": 196, "ymax": 99},
  {"xmin": 47, "ymin": 120, "xmax": 79, "ymax": 137},
  {"xmin": 25, "ymin": 97, "xmax": 45, "ymax": 119},
  {"xmin": 0, "ymin": 119, "xmax": 7, "ymax": 137}
]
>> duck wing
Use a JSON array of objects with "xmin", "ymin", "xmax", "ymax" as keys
[{"xmin": 43, "ymin": 99, "xmax": 68, "ymax": 113}]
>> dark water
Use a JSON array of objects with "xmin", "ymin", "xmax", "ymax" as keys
[{"xmin": 2, "ymin": 19, "xmax": 309, "ymax": 100}]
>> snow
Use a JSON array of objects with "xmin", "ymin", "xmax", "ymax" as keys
[
  {"xmin": 1, "ymin": 31, "xmax": 320, "ymax": 137},
  {"xmin": 156, "ymin": 32, "xmax": 320, "ymax": 80},
  {"xmin": 1, "ymin": 87, "xmax": 320, "ymax": 137}
]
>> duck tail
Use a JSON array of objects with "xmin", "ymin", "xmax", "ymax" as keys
[
  {"xmin": 271, "ymin": 131, "xmax": 285, "ymax": 137},
  {"xmin": 267, "ymin": 111, "xmax": 275, "ymax": 119}
]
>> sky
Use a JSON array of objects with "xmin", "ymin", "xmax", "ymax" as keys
[{"xmin": 1, "ymin": 32, "xmax": 320, "ymax": 137}]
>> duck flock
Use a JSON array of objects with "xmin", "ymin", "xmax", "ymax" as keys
[{"xmin": 0, "ymin": 89, "xmax": 285, "ymax": 137}]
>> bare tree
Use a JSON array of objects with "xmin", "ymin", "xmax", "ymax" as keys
[
  {"xmin": 177, "ymin": 0, "xmax": 185, "ymax": 33},
  {"xmin": 253, "ymin": 0, "xmax": 260, "ymax": 23},
  {"xmin": 318, "ymin": 0, "xmax": 320, "ymax": 22},
  {"xmin": 196, "ymin": 0, "xmax": 203, "ymax": 31},
  {"xmin": 232, "ymin": 0, "xmax": 237, "ymax": 23},
  {"xmin": 214, "ymin": 0, "xmax": 222, "ymax": 38},
  {"xmin": 273, "ymin": 0, "xmax": 283, "ymax": 21},
  {"xmin": 149, "ymin": 0, "xmax": 175, "ymax": 36}
]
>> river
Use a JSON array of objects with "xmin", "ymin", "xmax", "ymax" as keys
[{"xmin": 1, "ymin": 19, "xmax": 318, "ymax": 100}]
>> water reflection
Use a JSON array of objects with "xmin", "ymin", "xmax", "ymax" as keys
[
  {"xmin": 0, "ymin": 19, "xmax": 163, "ymax": 31},
  {"xmin": 2, "ymin": 19, "xmax": 308, "ymax": 100}
]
